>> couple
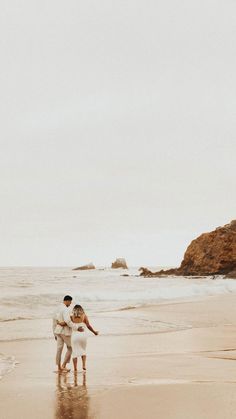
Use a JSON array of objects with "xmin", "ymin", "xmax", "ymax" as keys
[{"xmin": 53, "ymin": 295, "xmax": 98, "ymax": 373}]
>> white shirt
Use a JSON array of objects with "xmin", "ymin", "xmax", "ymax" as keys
[{"xmin": 52, "ymin": 304, "xmax": 79, "ymax": 336}]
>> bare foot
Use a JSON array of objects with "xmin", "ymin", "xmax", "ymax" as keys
[{"xmin": 61, "ymin": 368, "xmax": 71, "ymax": 373}]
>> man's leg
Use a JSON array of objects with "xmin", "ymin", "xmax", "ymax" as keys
[
  {"xmin": 61, "ymin": 335, "xmax": 72, "ymax": 370},
  {"xmin": 56, "ymin": 335, "xmax": 64, "ymax": 371}
]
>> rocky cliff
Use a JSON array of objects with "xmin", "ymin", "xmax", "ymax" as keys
[
  {"xmin": 178, "ymin": 220, "xmax": 236, "ymax": 275},
  {"xmin": 140, "ymin": 220, "xmax": 236, "ymax": 277}
]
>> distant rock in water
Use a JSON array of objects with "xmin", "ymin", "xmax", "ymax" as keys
[
  {"xmin": 73, "ymin": 263, "xmax": 95, "ymax": 271},
  {"xmin": 140, "ymin": 220, "xmax": 236, "ymax": 277},
  {"xmin": 111, "ymin": 258, "xmax": 128, "ymax": 269},
  {"xmin": 139, "ymin": 267, "xmax": 176, "ymax": 277}
]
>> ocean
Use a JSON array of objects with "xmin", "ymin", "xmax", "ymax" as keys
[{"xmin": 1, "ymin": 266, "xmax": 236, "ymax": 379}]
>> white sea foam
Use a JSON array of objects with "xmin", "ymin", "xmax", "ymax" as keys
[
  {"xmin": 1, "ymin": 268, "xmax": 236, "ymax": 323},
  {"xmin": 0, "ymin": 267, "xmax": 236, "ymax": 342},
  {"xmin": 75, "ymin": 278, "xmax": 236, "ymax": 304},
  {"xmin": 0, "ymin": 354, "xmax": 17, "ymax": 380}
]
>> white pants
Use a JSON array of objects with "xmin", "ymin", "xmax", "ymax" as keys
[{"xmin": 56, "ymin": 334, "xmax": 72, "ymax": 366}]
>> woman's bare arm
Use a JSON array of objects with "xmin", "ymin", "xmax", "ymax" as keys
[{"xmin": 84, "ymin": 315, "xmax": 99, "ymax": 335}]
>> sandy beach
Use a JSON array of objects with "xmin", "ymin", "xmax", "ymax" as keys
[
  {"xmin": 1, "ymin": 0, "xmax": 235, "ymax": 416},
  {"xmin": 1, "ymin": 294, "xmax": 236, "ymax": 418}
]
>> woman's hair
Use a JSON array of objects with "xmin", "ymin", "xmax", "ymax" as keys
[{"xmin": 73, "ymin": 304, "xmax": 84, "ymax": 317}]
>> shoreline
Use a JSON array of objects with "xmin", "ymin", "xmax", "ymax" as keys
[{"xmin": 2, "ymin": 294, "xmax": 236, "ymax": 418}]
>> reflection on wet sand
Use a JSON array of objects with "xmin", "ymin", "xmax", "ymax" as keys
[{"xmin": 55, "ymin": 372, "xmax": 91, "ymax": 419}]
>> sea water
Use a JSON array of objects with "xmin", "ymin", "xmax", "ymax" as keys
[{"xmin": 1, "ymin": 266, "xmax": 236, "ymax": 379}]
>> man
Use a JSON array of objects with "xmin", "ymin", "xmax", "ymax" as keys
[{"xmin": 53, "ymin": 295, "xmax": 83, "ymax": 372}]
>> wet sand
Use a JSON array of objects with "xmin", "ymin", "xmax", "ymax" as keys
[{"xmin": 1, "ymin": 294, "xmax": 236, "ymax": 418}]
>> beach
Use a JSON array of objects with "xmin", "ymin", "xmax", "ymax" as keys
[{"xmin": 2, "ymin": 290, "xmax": 236, "ymax": 418}]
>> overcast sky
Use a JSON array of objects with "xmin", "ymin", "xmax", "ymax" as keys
[{"xmin": 0, "ymin": 0, "xmax": 235, "ymax": 267}]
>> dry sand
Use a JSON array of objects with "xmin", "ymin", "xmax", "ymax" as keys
[{"xmin": 1, "ymin": 294, "xmax": 236, "ymax": 418}]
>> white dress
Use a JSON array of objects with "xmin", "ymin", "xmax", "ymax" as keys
[{"xmin": 71, "ymin": 322, "xmax": 87, "ymax": 357}]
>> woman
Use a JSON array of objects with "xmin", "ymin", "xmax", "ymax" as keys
[{"xmin": 58, "ymin": 304, "xmax": 98, "ymax": 371}]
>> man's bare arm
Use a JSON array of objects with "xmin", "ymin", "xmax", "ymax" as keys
[{"xmin": 62, "ymin": 311, "xmax": 84, "ymax": 331}]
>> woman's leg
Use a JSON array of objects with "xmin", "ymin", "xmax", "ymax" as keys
[
  {"xmin": 81, "ymin": 355, "xmax": 87, "ymax": 370},
  {"xmin": 73, "ymin": 357, "xmax": 78, "ymax": 371}
]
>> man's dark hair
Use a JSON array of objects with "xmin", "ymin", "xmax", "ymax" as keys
[{"xmin": 63, "ymin": 295, "xmax": 73, "ymax": 301}]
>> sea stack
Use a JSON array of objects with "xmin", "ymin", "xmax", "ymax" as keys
[
  {"xmin": 111, "ymin": 258, "xmax": 128, "ymax": 269},
  {"xmin": 73, "ymin": 263, "xmax": 96, "ymax": 271}
]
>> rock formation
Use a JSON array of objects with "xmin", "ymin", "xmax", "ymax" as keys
[
  {"xmin": 178, "ymin": 220, "xmax": 236, "ymax": 276},
  {"xmin": 73, "ymin": 263, "xmax": 95, "ymax": 271},
  {"xmin": 140, "ymin": 220, "xmax": 236, "ymax": 277},
  {"xmin": 111, "ymin": 258, "xmax": 128, "ymax": 269},
  {"xmin": 225, "ymin": 270, "xmax": 236, "ymax": 279},
  {"xmin": 139, "ymin": 267, "xmax": 176, "ymax": 277}
]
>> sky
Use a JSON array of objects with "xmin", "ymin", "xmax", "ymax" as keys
[{"xmin": 0, "ymin": 0, "xmax": 235, "ymax": 267}]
